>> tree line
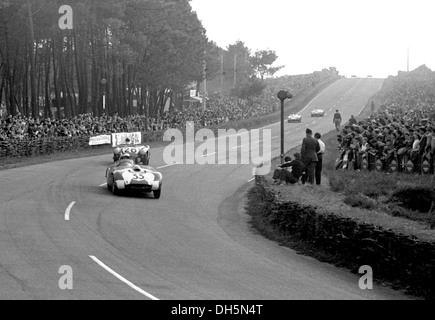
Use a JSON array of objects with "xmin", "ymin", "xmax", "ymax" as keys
[{"xmin": 0, "ymin": 0, "xmax": 284, "ymax": 119}]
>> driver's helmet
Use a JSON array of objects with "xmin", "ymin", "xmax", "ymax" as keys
[{"xmin": 120, "ymin": 153, "xmax": 131, "ymax": 160}]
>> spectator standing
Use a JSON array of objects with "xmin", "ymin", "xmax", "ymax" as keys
[
  {"xmin": 333, "ymin": 110, "xmax": 342, "ymax": 131},
  {"xmin": 314, "ymin": 132, "xmax": 325, "ymax": 185},
  {"xmin": 301, "ymin": 128, "xmax": 320, "ymax": 185},
  {"xmin": 349, "ymin": 115, "xmax": 357, "ymax": 126}
]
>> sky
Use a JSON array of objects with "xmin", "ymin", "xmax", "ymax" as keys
[{"xmin": 190, "ymin": 0, "xmax": 435, "ymax": 78}]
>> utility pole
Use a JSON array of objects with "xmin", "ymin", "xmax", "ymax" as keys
[
  {"xmin": 234, "ymin": 53, "xmax": 237, "ymax": 88},
  {"xmin": 203, "ymin": 50, "xmax": 207, "ymax": 110},
  {"xmin": 220, "ymin": 53, "xmax": 224, "ymax": 91},
  {"xmin": 277, "ymin": 91, "xmax": 293, "ymax": 164}
]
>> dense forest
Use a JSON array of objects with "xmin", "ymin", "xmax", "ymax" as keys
[
  {"xmin": 0, "ymin": 0, "xmax": 287, "ymax": 119},
  {"xmin": 0, "ymin": 0, "xmax": 213, "ymax": 118}
]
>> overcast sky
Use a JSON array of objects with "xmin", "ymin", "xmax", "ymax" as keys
[{"xmin": 190, "ymin": 0, "xmax": 435, "ymax": 78}]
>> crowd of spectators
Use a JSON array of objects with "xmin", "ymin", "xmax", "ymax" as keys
[
  {"xmin": 336, "ymin": 66, "xmax": 435, "ymax": 174},
  {"xmin": 1, "ymin": 70, "xmax": 335, "ymax": 140},
  {"xmin": 0, "ymin": 70, "xmax": 338, "ymax": 158}
]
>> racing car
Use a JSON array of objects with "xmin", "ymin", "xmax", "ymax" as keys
[
  {"xmin": 113, "ymin": 138, "xmax": 150, "ymax": 165},
  {"xmin": 106, "ymin": 155, "xmax": 163, "ymax": 199},
  {"xmin": 311, "ymin": 108, "xmax": 325, "ymax": 117},
  {"xmin": 287, "ymin": 113, "xmax": 302, "ymax": 123}
]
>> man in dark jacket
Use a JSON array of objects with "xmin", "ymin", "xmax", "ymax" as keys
[
  {"xmin": 333, "ymin": 110, "xmax": 342, "ymax": 131},
  {"xmin": 301, "ymin": 128, "xmax": 320, "ymax": 185}
]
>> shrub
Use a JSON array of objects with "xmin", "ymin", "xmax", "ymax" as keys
[
  {"xmin": 343, "ymin": 193, "xmax": 377, "ymax": 210},
  {"xmin": 390, "ymin": 187, "xmax": 435, "ymax": 213},
  {"xmin": 329, "ymin": 173, "xmax": 346, "ymax": 192}
]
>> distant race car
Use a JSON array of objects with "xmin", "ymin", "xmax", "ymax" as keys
[
  {"xmin": 287, "ymin": 113, "xmax": 302, "ymax": 123},
  {"xmin": 106, "ymin": 158, "xmax": 163, "ymax": 199},
  {"xmin": 311, "ymin": 108, "xmax": 325, "ymax": 117},
  {"xmin": 113, "ymin": 143, "xmax": 150, "ymax": 164}
]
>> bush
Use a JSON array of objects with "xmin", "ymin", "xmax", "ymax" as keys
[
  {"xmin": 328, "ymin": 172, "xmax": 347, "ymax": 192},
  {"xmin": 390, "ymin": 187, "xmax": 435, "ymax": 213},
  {"xmin": 343, "ymin": 193, "xmax": 377, "ymax": 210}
]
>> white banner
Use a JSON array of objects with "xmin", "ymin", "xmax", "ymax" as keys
[
  {"xmin": 111, "ymin": 132, "xmax": 142, "ymax": 147},
  {"xmin": 89, "ymin": 135, "xmax": 112, "ymax": 146}
]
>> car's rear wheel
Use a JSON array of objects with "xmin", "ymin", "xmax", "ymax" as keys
[{"xmin": 154, "ymin": 188, "xmax": 161, "ymax": 199}]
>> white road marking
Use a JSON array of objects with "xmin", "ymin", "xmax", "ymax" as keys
[
  {"xmin": 202, "ymin": 152, "xmax": 217, "ymax": 157},
  {"xmin": 99, "ymin": 183, "xmax": 107, "ymax": 187},
  {"xmin": 232, "ymin": 145, "xmax": 243, "ymax": 149},
  {"xmin": 65, "ymin": 201, "xmax": 76, "ymax": 221},
  {"xmin": 89, "ymin": 255, "xmax": 159, "ymax": 300},
  {"xmin": 157, "ymin": 162, "xmax": 180, "ymax": 169},
  {"xmin": 247, "ymin": 177, "xmax": 255, "ymax": 183}
]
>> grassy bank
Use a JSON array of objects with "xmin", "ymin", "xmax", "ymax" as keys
[{"xmin": 245, "ymin": 77, "xmax": 435, "ymax": 299}]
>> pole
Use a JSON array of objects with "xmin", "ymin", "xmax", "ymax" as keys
[
  {"xmin": 103, "ymin": 94, "xmax": 106, "ymax": 111},
  {"xmin": 281, "ymin": 99, "xmax": 285, "ymax": 165},
  {"xmin": 277, "ymin": 90, "xmax": 293, "ymax": 164},
  {"xmin": 220, "ymin": 53, "xmax": 224, "ymax": 91},
  {"xmin": 234, "ymin": 53, "xmax": 237, "ymax": 88},
  {"xmin": 203, "ymin": 50, "xmax": 207, "ymax": 110}
]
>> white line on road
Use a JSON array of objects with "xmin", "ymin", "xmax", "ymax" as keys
[
  {"xmin": 65, "ymin": 201, "xmax": 76, "ymax": 221},
  {"xmin": 157, "ymin": 162, "xmax": 180, "ymax": 169},
  {"xmin": 247, "ymin": 177, "xmax": 255, "ymax": 183},
  {"xmin": 89, "ymin": 255, "xmax": 159, "ymax": 300},
  {"xmin": 202, "ymin": 152, "xmax": 217, "ymax": 157},
  {"xmin": 99, "ymin": 183, "xmax": 107, "ymax": 187}
]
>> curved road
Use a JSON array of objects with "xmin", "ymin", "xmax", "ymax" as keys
[{"xmin": 0, "ymin": 78, "xmax": 409, "ymax": 299}]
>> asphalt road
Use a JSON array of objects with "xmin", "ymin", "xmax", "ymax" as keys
[{"xmin": 0, "ymin": 78, "xmax": 410, "ymax": 300}]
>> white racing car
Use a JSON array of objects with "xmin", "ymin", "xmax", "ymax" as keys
[
  {"xmin": 311, "ymin": 108, "xmax": 325, "ymax": 117},
  {"xmin": 106, "ymin": 157, "xmax": 163, "ymax": 199},
  {"xmin": 287, "ymin": 113, "xmax": 302, "ymax": 123}
]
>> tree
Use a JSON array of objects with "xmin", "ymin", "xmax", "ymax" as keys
[
  {"xmin": 230, "ymin": 75, "xmax": 266, "ymax": 101},
  {"xmin": 250, "ymin": 49, "xmax": 284, "ymax": 80},
  {"xmin": 0, "ymin": 0, "xmax": 208, "ymax": 118}
]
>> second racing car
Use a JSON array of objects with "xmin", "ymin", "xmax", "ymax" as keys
[
  {"xmin": 287, "ymin": 113, "xmax": 302, "ymax": 123},
  {"xmin": 311, "ymin": 108, "xmax": 325, "ymax": 117},
  {"xmin": 112, "ymin": 138, "xmax": 150, "ymax": 165}
]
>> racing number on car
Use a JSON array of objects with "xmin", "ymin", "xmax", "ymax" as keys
[{"xmin": 133, "ymin": 173, "xmax": 145, "ymax": 180}]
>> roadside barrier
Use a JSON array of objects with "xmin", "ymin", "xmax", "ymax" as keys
[
  {"xmin": 0, "ymin": 130, "xmax": 165, "ymax": 159},
  {"xmin": 336, "ymin": 149, "xmax": 434, "ymax": 175}
]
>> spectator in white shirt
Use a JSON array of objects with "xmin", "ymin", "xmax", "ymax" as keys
[{"xmin": 314, "ymin": 132, "xmax": 325, "ymax": 185}]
